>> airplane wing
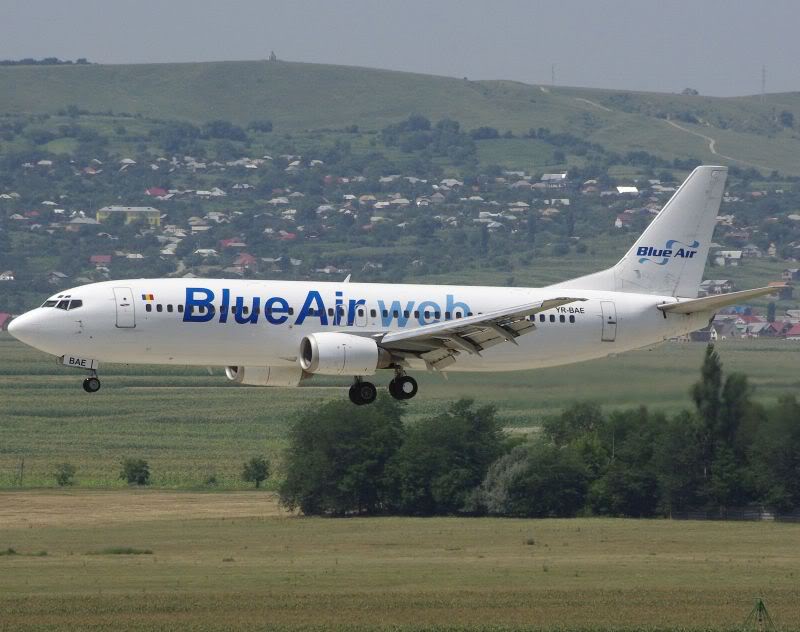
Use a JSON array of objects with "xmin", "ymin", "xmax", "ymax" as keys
[
  {"xmin": 378, "ymin": 297, "xmax": 586, "ymax": 370},
  {"xmin": 657, "ymin": 286, "xmax": 783, "ymax": 315}
]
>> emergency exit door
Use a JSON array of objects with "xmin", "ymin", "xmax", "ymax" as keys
[
  {"xmin": 600, "ymin": 301, "xmax": 617, "ymax": 342},
  {"xmin": 113, "ymin": 287, "xmax": 136, "ymax": 328}
]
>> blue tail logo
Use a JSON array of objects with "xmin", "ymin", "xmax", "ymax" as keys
[{"xmin": 637, "ymin": 240, "xmax": 700, "ymax": 265}]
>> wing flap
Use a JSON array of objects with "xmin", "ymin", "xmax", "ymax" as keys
[
  {"xmin": 378, "ymin": 297, "xmax": 585, "ymax": 369},
  {"xmin": 658, "ymin": 286, "xmax": 783, "ymax": 314}
]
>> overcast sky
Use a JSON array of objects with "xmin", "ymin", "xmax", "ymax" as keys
[{"xmin": 4, "ymin": 0, "xmax": 798, "ymax": 97}]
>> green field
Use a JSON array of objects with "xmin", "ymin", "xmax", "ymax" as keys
[
  {"xmin": 2, "ymin": 60, "xmax": 800, "ymax": 173},
  {"xmin": 0, "ymin": 490, "xmax": 798, "ymax": 631},
  {"xmin": 1, "ymin": 333, "xmax": 797, "ymax": 489}
]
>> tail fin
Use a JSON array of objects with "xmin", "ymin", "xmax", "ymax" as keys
[{"xmin": 553, "ymin": 165, "xmax": 727, "ymax": 297}]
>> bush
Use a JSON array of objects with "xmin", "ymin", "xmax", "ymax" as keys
[
  {"xmin": 53, "ymin": 462, "xmax": 76, "ymax": 487},
  {"xmin": 120, "ymin": 458, "xmax": 150, "ymax": 486},
  {"xmin": 279, "ymin": 397, "xmax": 404, "ymax": 515},
  {"xmin": 385, "ymin": 399, "xmax": 504, "ymax": 515},
  {"xmin": 241, "ymin": 456, "xmax": 270, "ymax": 488}
]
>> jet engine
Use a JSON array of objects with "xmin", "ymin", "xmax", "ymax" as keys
[
  {"xmin": 225, "ymin": 365, "xmax": 306, "ymax": 387},
  {"xmin": 299, "ymin": 332, "xmax": 392, "ymax": 376}
]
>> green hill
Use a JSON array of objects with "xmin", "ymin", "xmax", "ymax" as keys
[{"xmin": 2, "ymin": 60, "xmax": 800, "ymax": 172}]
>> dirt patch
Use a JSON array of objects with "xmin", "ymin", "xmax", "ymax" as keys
[{"xmin": 0, "ymin": 490, "xmax": 288, "ymax": 528}]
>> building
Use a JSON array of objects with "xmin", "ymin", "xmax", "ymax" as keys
[
  {"xmin": 96, "ymin": 206, "xmax": 162, "ymax": 227},
  {"xmin": 713, "ymin": 250, "xmax": 743, "ymax": 267}
]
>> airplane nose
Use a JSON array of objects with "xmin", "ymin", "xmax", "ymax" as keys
[{"xmin": 7, "ymin": 311, "xmax": 39, "ymax": 347}]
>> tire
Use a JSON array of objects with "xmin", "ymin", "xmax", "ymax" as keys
[
  {"xmin": 356, "ymin": 381, "xmax": 377, "ymax": 405},
  {"xmin": 83, "ymin": 377, "xmax": 101, "ymax": 393},
  {"xmin": 348, "ymin": 383, "xmax": 364, "ymax": 405},
  {"xmin": 388, "ymin": 379, "xmax": 401, "ymax": 400},
  {"xmin": 396, "ymin": 376, "xmax": 418, "ymax": 400}
]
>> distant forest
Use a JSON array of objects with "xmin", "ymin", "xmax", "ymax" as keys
[{"xmin": 0, "ymin": 57, "xmax": 91, "ymax": 66}]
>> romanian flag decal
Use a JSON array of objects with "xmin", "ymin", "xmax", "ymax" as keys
[{"xmin": 142, "ymin": 293, "xmax": 155, "ymax": 301}]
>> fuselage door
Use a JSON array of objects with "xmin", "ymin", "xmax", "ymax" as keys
[
  {"xmin": 354, "ymin": 304, "xmax": 368, "ymax": 327},
  {"xmin": 600, "ymin": 300, "xmax": 617, "ymax": 342},
  {"xmin": 113, "ymin": 287, "xmax": 136, "ymax": 328}
]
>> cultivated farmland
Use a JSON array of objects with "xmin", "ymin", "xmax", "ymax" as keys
[{"xmin": 0, "ymin": 333, "xmax": 797, "ymax": 489}]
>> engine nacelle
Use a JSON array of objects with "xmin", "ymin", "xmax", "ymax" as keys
[
  {"xmin": 225, "ymin": 365, "xmax": 306, "ymax": 387},
  {"xmin": 299, "ymin": 332, "xmax": 391, "ymax": 376}
]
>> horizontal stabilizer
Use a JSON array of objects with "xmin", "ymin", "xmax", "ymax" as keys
[{"xmin": 657, "ymin": 286, "xmax": 783, "ymax": 314}]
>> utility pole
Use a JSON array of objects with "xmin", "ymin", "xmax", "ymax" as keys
[{"xmin": 761, "ymin": 64, "xmax": 766, "ymax": 104}]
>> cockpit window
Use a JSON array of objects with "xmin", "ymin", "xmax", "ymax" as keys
[
  {"xmin": 68, "ymin": 300, "xmax": 83, "ymax": 310},
  {"xmin": 56, "ymin": 300, "xmax": 70, "ymax": 310},
  {"xmin": 41, "ymin": 300, "xmax": 58, "ymax": 307}
]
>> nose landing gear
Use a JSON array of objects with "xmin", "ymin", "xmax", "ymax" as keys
[{"xmin": 82, "ymin": 371, "xmax": 101, "ymax": 393}]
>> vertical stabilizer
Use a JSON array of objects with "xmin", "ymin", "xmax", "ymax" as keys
[{"xmin": 553, "ymin": 166, "xmax": 727, "ymax": 297}]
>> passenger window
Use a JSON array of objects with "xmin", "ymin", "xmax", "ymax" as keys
[
  {"xmin": 549, "ymin": 315, "xmax": 555, "ymax": 322},
  {"xmin": 539, "ymin": 314, "xmax": 545, "ymax": 322},
  {"xmin": 167, "ymin": 305, "xmax": 173, "ymax": 313},
  {"xmin": 424, "ymin": 311, "xmax": 430, "ymax": 318},
  {"xmin": 370, "ymin": 309, "xmax": 377, "ymax": 318},
  {"xmin": 157, "ymin": 304, "xmax": 163, "ymax": 312},
  {"xmin": 358, "ymin": 308, "xmax": 364, "ymax": 317},
  {"xmin": 414, "ymin": 310, "xmax": 419, "ymax": 318},
  {"xmin": 328, "ymin": 308, "xmax": 334, "ymax": 316},
  {"xmin": 382, "ymin": 309, "xmax": 388, "ymax": 318},
  {"xmin": 243, "ymin": 306, "xmax": 249, "ymax": 315},
  {"xmin": 393, "ymin": 310, "xmax": 399, "ymax": 318},
  {"xmin": 68, "ymin": 300, "xmax": 82, "ymax": 310},
  {"xmin": 288, "ymin": 307, "xmax": 294, "ymax": 315},
  {"xmin": 559, "ymin": 314, "xmax": 565, "ymax": 323},
  {"xmin": 434, "ymin": 311, "xmax": 441, "ymax": 319},
  {"xmin": 445, "ymin": 312, "xmax": 451, "ymax": 320},
  {"xmin": 178, "ymin": 305, "xmax": 184, "ymax": 313},
  {"xmin": 569, "ymin": 315, "xmax": 575, "ymax": 323},
  {"xmin": 146, "ymin": 304, "xmax": 152, "ymax": 312},
  {"xmin": 467, "ymin": 312, "xmax": 473, "ymax": 317},
  {"xmin": 403, "ymin": 310, "xmax": 410, "ymax": 318}
]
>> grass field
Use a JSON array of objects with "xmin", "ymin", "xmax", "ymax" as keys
[
  {"xmin": 0, "ymin": 490, "xmax": 798, "ymax": 631},
  {"xmin": 2, "ymin": 60, "xmax": 800, "ymax": 173},
  {"xmin": 1, "ymin": 333, "xmax": 798, "ymax": 489}
]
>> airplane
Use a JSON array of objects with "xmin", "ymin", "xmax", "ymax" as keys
[{"xmin": 7, "ymin": 165, "xmax": 781, "ymax": 405}]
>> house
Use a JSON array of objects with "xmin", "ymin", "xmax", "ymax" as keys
[
  {"xmin": 699, "ymin": 279, "xmax": 734, "ymax": 296},
  {"xmin": 785, "ymin": 323, "xmax": 800, "ymax": 340},
  {"xmin": 782, "ymin": 268, "xmax": 800, "ymax": 282},
  {"xmin": 614, "ymin": 214, "xmax": 633, "ymax": 229},
  {"xmin": 713, "ymin": 250, "xmax": 743, "ymax": 267},
  {"xmin": 616, "ymin": 186, "xmax": 639, "ymax": 195},
  {"xmin": 541, "ymin": 173, "xmax": 567, "ymax": 186},
  {"xmin": 47, "ymin": 270, "xmax": 68, "ymax": 285},
  {"xmin": 145, "ymin": 187, "xmax": 168, "ymax": 197},
  {"xmin": 742, "ymin": 244, "xmax": 764, "ymax": 258},
  {"xmin": 96, "ymin": 206, "xmax": 161, "ymax": 227},
  {"xmin": 89, "ymin": 254, "xmax": 112, "ymax": 266},
  {"xmin": 0, "ymin": 270, "xmax": 14, "ymax": 281}
]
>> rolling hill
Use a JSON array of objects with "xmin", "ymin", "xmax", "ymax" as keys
[{"xmin": 2, "ymin": 60, "xmax": 800, "ymax": 172}]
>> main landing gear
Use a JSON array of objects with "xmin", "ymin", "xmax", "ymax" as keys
[
  {"xmin": 82, "ymin": 370, "xmax": 101, "ymax": 393},
  {"xmin": 348, "ymin": 372, "xmax": 419, "ymax": 405}
]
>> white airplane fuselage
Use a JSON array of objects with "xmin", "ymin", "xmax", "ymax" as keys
[{"xmin": 10, "ymin": 278, "xmax": 709, "ymax": 371}]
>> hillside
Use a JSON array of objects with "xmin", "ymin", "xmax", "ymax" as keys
[{"xmin": 3, "ymin": 60, "xmax": 800, "ymax": 173}]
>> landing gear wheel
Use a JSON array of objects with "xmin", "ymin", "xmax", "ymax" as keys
[
  {"xmin": 349, "ymin": 380, "xmax": 377, "ymax": 405},
  {"xmin": 82, "ymin": 377, "xmax": 101, "ymax": 393},
  {"xmin": 389, "ymin": 375, "xmax": 418, "ymax": 400}
]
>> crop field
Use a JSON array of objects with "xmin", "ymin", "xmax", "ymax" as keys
[
  {"xmin": 1, "ymin": 333, "xmax": 798, "ymax": 489},
  {"xmin": 0, "ymin": 490, "xmax": 798, "ymax": 631}
]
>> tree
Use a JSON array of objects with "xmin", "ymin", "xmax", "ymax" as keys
[
  {"xmin": 691, "ymin": 344, "xmax": 722, "ymax": 480},
  {"xmin": 471, "ymin": 442, "xmax": 588, "ymax": 517},
  {"xmin": 53, "ymin": 462, "xmax": 76, "ymax": 487},
  {"xmin": 385, "ymin": 399, "xmax": 504, "ymax": 515},
  {"xmin": 767, "ymin": 302, "xmax": 776, "ymax": 323},
  {"xmin": 279, "ymin": 397, "xmax": 404, "ymax": 515},
  {"xmin": 120, "ymin": 458, "xmax": 150, "ymax": 486},
  {"xmin": 241, "ymin": 456, "xmax": 270, "ymax": 488}
]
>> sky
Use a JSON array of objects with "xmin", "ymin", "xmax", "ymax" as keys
[{"xmin": 3, "ymin": 0, "xmax": 799, "ymax": 97}]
